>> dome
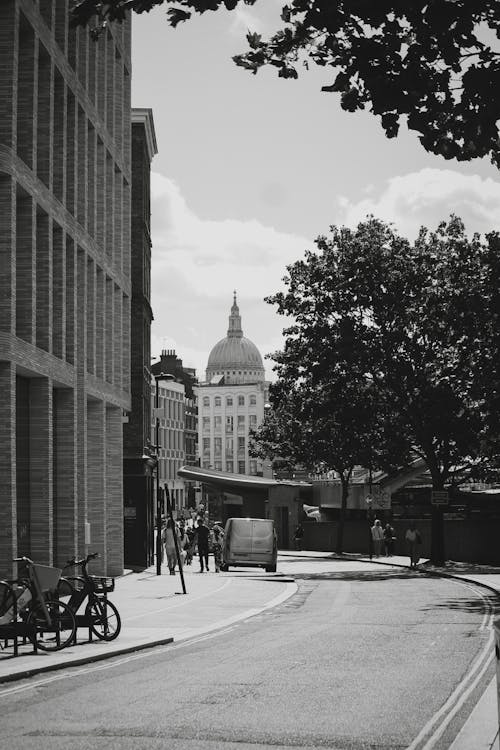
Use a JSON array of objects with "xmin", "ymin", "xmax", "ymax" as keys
[{"xmin": 206, "ymin": 293, "xmax": 265, "ymax": 383}]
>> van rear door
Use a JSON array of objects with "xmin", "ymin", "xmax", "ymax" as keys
[
  {"xmin": 229, "ymin": 519, "xmax": 253, "ymax": 559},
  {"xmin": 251, "ymin": 519, "xmax": 274, "ymax": 557}
]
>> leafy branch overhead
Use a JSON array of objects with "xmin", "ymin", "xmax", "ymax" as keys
[{"xmin": 71, "ymin": 0, "xmax": 500, "ymax": 166}]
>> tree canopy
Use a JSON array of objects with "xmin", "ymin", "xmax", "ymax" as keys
[
  {"xmin": 250, "ymin": 215, "xmax": 499, "ymax": 563},
  {"xmin": 71, "ymin": 0, "xmax": 500, "ymax": 166}
]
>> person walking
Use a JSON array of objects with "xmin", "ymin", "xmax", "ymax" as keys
[
  {"xmin": 164, "ymin": 518, "xmax": 181, "ymax": 575},
  {"xmin": 212, "ymin": 524, "xmax": 224, "ymax": 573},
  {"xmin": 293, "ymin": 524, "xmax": 304, "ymax": 551},
  {"xmin": 185, "ymin": 524, "xmax": 195, "ymax": 565},
  {"xmin": 194, "ymin": 517, "xmax": 210, "ymax": 572},
  {"xmin": 383, "ymin": 522, "xmax": 396, "ymax": 557},
  {"xmin": 371, "ymin": 519, "xmax": 384, "ymax": 557},
  {"xmin": 405, "ymin": 521, "xmax": 422, "ymax": 569}
]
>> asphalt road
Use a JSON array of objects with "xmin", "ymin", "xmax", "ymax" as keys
[{"xmin": 0, "ymin": 559, "xmax": 495, "ymax": 750}]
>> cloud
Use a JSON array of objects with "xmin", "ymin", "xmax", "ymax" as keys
[
  {"xmin": 336, "ymin": 168, "xmax": 500, "ymax": 239},
  {"xmin": 150, "ymin": 172, "xmax": 310, "ymax": 379}
]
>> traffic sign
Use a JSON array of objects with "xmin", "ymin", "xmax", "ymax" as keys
[{"xmin": 431, "ymin": 490, "xmax": 449, "ymax": 505}]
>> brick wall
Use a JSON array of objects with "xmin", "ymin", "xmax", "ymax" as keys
[{"xmin": 0, "ymin": 1, "xmax": 132, "ymax": 577}]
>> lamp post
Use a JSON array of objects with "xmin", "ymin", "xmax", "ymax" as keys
[{"xmin": 153, "ymin": 373, "xmax": 173, "ymax": 575}]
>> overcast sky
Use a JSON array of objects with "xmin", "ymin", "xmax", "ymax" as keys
[{"xmin": 131, "ymin": 2, "xmax": 500, "ymax": 381}]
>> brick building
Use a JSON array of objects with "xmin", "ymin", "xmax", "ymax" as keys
[
  {"xmin": 123, "ymin": 108, "xmax": 157, "ymax": 569},
  {"xmin": 0, "ymin": 1, "xmax": 132, "ymax": 576}
]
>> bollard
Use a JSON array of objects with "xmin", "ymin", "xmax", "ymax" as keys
[{"xmin": 495, "ymin": 619, "xmax": 500, "ymax": 750}]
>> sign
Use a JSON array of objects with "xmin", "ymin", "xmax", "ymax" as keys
[{"xmin": 431, "ymin": 490, "xmax": 449, "ymax": 505}]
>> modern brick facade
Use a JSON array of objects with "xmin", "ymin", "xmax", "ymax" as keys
[
  {"xmin": 123, "ymin": 109, "xmax": 157, "ymax": 569},
  {"xmin": 0, "ymin": 1, "xmax": 131, "ymax": 576}
]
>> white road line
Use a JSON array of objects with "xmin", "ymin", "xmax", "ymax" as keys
[
  {"xmin": 406, "ymin": 581, "xmax": 496, "ymax": 750},
  {"xmin": 0, "ymin": 581, "xmax": 297, "ymax": 698},
  {"xmin": 123, "ymin": 578, "xmax": 232, "ymax": 622}
]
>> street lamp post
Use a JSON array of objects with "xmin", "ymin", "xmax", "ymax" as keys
[{"xmin": 153, "ymin": 373, "xmax": 172, "ymax": 576}]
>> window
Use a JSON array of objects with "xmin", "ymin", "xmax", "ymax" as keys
[
  {"xmin": 238, "ymin": 395, "xmax": 245, "ymax": 406},
  {"xmin": 225, "ymin": 437, "xmax": 233, "ymax": 456},
  {"xmin": 250, "ymin": 394, "xmax": 256, "ymax": 405},
  {"xmin": 203, "ymin": 461, "xmax": 210, "ymax": 469},
  {"xmin": 214, "ymin": 460, "xmax": 222, "ymax": 471},
  {"xmin": 238, "ymin": 460, "xmax": 245, "ymax": 474},
  {"xmin": 237, "ymin": 436, "xmax": 245, "ymax": 454},
  {"xmin": 214, "ymin": 416, "xmax": 222, "ymax": 432},
  {"xmin": 226, "ymin": 460, "xmax": 234, "ymax": 472},
  {"xmin": 225, "ymin": 416, "xmax": 233, "ymax": 433},
  {"xmin": 249, "ymin": 414, "xmax": 257, "ymax": 428},
  {"xmin": 226, "ymin": 396, "xmax": 233, "ymax": 407},
  {"xmin": 237, "ymin": 415, "xmax": 245, "ymax": 431},
  {"xmin": 202, "ymin": 416, "xmax": 210, "ymax": 432},
  {"xmin": 214, "ymin": 437, "xmax": 222, "ymax": 456},
  {"xmin": 203, "ymin": 396, "xmax": 209, "ymax": 407},
  {"xmin": 214, "ymin": 396, "xmax": 221, "ymax": 407},
  {"xmin": 249, "ymin": 460, "xmax": 257, "ymax": 475}
]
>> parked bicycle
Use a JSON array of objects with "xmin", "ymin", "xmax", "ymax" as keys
[
  {"xmin": 59, "ymin": 552, "xmax": 121, "ymax": 641},
  {"xmin": 0, "ymin": 557, "xmax": 76, "ymax": 652}
]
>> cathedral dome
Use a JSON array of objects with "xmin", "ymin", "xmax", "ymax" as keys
[{"xmin": 206, "ymin": 293, "xmax": 265, "ymax": 384}]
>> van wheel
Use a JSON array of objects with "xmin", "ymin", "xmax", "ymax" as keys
[
  {"xmin": 265, "ymin": 565, "xmax": 277, "ymax": 573},
  {"xmin": 220, "ymin": 563, "xmax": 228, "ymax": 572}
]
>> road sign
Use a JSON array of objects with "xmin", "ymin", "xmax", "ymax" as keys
[{"xmin": 431, "ymin": 490, "xmax": 449, "ymax": 505}]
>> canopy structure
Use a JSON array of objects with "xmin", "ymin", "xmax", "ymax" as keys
[{"xmin": 178, "ymin": 464, "xmax": 311, "ymax": 493}]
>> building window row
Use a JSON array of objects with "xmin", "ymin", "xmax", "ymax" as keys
[{"xmin": 203, "ymin": 394, "xmax": 257, "ymax": 408}]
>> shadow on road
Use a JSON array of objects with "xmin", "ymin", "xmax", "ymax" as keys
[{"xmin": 294, "ymin": 569, "xmax": 422, "ymax": 582}]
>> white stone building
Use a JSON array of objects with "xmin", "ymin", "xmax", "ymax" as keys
[
  {"xmin": 195, "ymin": 294, "xmax": 269, "ymax": 476},
  {"xmin": 151, "ymin": 378, "xmax": 187, "ymax": 510}
]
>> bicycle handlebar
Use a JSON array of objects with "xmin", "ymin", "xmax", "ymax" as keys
[
  {"xmin": 13, "ymin": 556, "xmax": 33, "ymax": 564},
  {"xmin": 64, "ymin": 552, "xmax": 99, "ymax": 568}
]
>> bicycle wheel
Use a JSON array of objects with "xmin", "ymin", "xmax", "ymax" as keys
[
  {"xmin": 86, "ymin": 598, "xmax": 121, "ymax": 641},
  {"xmin": 27, "ymin": 599, "xmax": 76, "ymax": 651}
]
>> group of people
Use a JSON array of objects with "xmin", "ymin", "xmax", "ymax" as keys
[
  {"xmin": 161, "ymin": 517, "xmax": 225, "ymax": 575},
  {"xmin": 371, "ymin": 518, "xmax": 423, "ymax": 568}
]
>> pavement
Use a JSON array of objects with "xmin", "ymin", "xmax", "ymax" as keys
[{"xmin": 0, "ymin": 551, "xmax": 499, "ymax": 750}]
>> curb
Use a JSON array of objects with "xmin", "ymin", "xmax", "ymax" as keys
[
  {"xmin": 0, "ymin": 637, "xmax": 174, "ymax": 685},
  {"xmin": 0, "ymin": 578, "xmax": 298, "ymax": 685}
]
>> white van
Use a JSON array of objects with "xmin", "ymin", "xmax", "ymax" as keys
[{"xmin": 221, "ymin": 518, "xmax": 277, "ymax": 573}]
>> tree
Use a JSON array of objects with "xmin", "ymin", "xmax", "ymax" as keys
[
  {"xmin": 71, "ymin": 1, "xmax": 500, "ymax": 166},
  {"xmin": 256, "ymin": 215, "xmax": 496, "ymax": 564}
]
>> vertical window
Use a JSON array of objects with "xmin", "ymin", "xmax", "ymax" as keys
[
  {"xmin": 249, "ymin": 460, "xmax": 257, "ymax": 475},
  {"xmin": 214, "ymin": 460, "xmax": 222, "ymax": 471},
  {"xmin": 226, "ymin": 416, "xmax": 233, "ymax": 433},
  {"xmin": 203, "ymin": 437, "xmax": 210, "ymax": 456},
  {"xmin": 238, "ymin": 460, "xmax": 245, "ymax": 474},
  {"xmin": 238, "ymin": 395, "xmax": 245, "ymax": 406},
  {"xmin": 202, "ymin": 416, "xmax": 210, "ymax": 431},
  {"xmin": 226, "ymin": 460, "xmax": 234, "ymax": 472},
  {"xmin": 214, "ymin": 437, "xmax": 222, "ymax": 456},
  {"xmin": 237, "ymin": 415, "xmax": 245, "ymax": 430},
  {"xmin": 226, "ymin": 396, "xmax": 233, "ymax": 407},
  {"xmin": 225, "ymin": 437, "xmax": 233, "ymax": 456},
  {"xmin": 214, "ymin": 416, "xmax": 222, "ymax": 432},
  {"xmin": 214, "ymin": 396, "xmax": 221, "ymax": 407},
  {"xmin": 203, "ymin": 396, "xmax": 210, "ymax": 407},
  {"xmin": 250, "ymin": 394, "xmax": 256, "ymax": 405},
  {"xmin": 237, "ymin": 437, "xmax": 245, "ymax": 454},
  {"xmin": 249, "ymin": 414, "xmax": 257, "ymax": 428}
]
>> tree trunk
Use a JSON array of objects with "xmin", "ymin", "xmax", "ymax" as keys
[
  {"xmin": 336, "ymin": 479, "xmax": 349, "ymax": 554},
  {"xmin": 430, "ymin": 477, "xmax": 446, "ymax": 566}
]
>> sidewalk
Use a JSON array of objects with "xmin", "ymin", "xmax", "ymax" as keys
[{"xmin": 0, "ymin": 564, "xmax": 297, "ymax": 684}]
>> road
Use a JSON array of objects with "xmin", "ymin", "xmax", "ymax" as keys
[{"xmin": 0, "ymin": 558, "xmax": 496, "ymax": 750}]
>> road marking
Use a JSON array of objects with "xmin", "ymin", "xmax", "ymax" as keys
[
  {"xmin": 0, "ymin": 581, "xmax": 297, "ymax": 698},
  {"xmin": 406, "ymin": 581, "xmax": 496, "ymax": 750},
  {"xmin": 123, "ymin": 578, "xmax": 232, "ymax": 622}
]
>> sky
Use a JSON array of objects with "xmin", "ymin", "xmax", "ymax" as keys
[{"xmin": 131, "ymin": 1, "xmax": 500, "ymax": 381}]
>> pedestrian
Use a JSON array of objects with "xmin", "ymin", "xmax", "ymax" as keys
[
  {"xmin": 383, "ymin": 522, "xmax": 396, "ymax": 557},
  {"xmin": 212, "ymin": 524, "xmax": 224, "ymax": 573},
  {"xmin": 164, "ymin": 518, "xmax": 181, "ymax": 575},
  {"xmin": 185, "ymin": 524, "xmax": 195, "ymax": 565},
  {"xmin": 178, "ymin": 522, "xmax": 188, "ymax": 568},
  {"xmin": 405, "ymin": 521, "xmax": 422, "ymax": 569},
  {"xmin": 194, "ymin": 517, "xmax": 210, "ymax": 572},
  {"xmin": 371, "ymin": 519, "xmax": 384, "ymax": 557},
  {"xmin": 293, "ymin": 523, "xmax": 304, "ymax": 551}
]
